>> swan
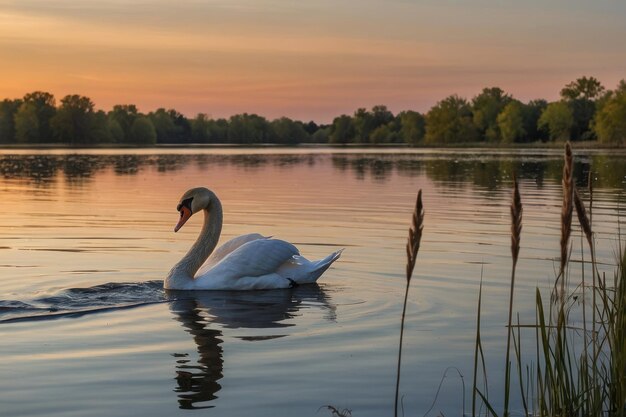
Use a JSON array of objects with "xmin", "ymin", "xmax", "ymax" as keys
[{"xmin": 164, "ymin": 187, "xmax": 342, "ymax": 290}]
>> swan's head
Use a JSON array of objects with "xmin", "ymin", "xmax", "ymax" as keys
[{"xmin": 174, "ymin": 187, "xmax": 213, "ymax": 232}]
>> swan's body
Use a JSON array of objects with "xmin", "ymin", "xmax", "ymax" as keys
[{"xmin": 164, "ymin": 187, "xmax": 342, "ymax": 290}]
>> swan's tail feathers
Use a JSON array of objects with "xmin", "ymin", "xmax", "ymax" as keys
[
  {"xmin": 318, "ymin": 248, "xmax": 343, "ymax": 269},
  {"xmin": 279, "ymin": 249, "xmax": 343, "ymax": 285}
]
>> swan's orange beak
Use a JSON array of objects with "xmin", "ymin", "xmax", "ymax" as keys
[{"xmin": 174, "ymin": 206, "xmax": 192, "ymax": 232}]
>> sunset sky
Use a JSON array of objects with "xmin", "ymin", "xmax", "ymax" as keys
[{"xmin": 1, "ymin": 0, "xmax": 625, "ymax": 123}]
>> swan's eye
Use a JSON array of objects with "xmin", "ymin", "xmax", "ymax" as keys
[{"xmin": 177, "ymin": 197, "xmax": 193, "ymax": 213}]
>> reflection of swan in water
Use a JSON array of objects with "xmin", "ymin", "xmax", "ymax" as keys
[
  {"xmin": 165, "ymin": 187, "xmax": 342, "ymax": 290},
  {"xmin": 166, "ymin": 284, "xmax": 336, "ymax": 409}
]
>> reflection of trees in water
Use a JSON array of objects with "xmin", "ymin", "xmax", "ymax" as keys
[
  {"xmin": 330, "ymin": 153, "xmax": 625, "ymax": 192},
  {"xmin": 0, "ymin": 155, "xmax": 57, "ymax": 183},
  {"xmin": 155, "ymin": 155, "xmax": 187, "ymax": 172},
  {"xmin": 165, "ymin": 285, "xmax": 335, "ymax": 410},
  {"xmin": 0, "ymin": 152, "xmax": 623, "ymax": 191},
  {"xmin": 61, "ymin": 155, "xmax": 103, "ymax": 186},
  {"xmin": 114, "ymin": 155, "xmax": 140, "ymax": 175},
  {"xmin": 331, "ymin": 156, "xmax": 395, "ymax": 181}
]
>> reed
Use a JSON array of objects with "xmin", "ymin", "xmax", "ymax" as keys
[
  {"xmin": 396, "ymin": 143, "xmax": 625, "ymax": 417},
  {"xmin": 503, "ymin": 175, "xmax": 523, "ymax": 416},
  {"xmin": 394, "ymin": 190, "xmax": 424, "ymax": 417},
  {"xmin": 477, "ymin": 142, "xmax": 624, "ymax": 416},
  {"xmin": 559, "ymin": 141, "xmax": 574, "ymax": 295}
]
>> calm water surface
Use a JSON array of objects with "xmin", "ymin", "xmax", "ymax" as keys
[{"xmin": 1, "ymin": 147, "xmax": 625, "ymax": 416}]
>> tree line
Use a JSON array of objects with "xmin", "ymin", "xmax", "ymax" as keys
[{"xmin": 0, "ymin": 76, "xmax": 624, "ymax": 146}]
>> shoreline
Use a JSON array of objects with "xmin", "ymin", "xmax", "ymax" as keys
[{"xmin": 0, "ymin": 140, "xmax": 624, "ymax": 151}]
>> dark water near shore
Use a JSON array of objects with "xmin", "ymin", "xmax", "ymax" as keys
[{"xmin": 1, "ymin": 147, "xmax": 624, "ymax": 416}]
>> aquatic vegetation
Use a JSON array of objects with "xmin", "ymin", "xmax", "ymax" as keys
[
  {"xmin": 468, "ymin": 142, "xmax": 626, "ymax": 416},
  {"xmin": 395, "ymin": 190, "xmax": 424, "ymax": 417}
]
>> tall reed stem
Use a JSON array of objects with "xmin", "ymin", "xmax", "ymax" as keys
[
  {"xmin": 559, "ymin": 142, "xmax": 574, "ymax": 295},
  {"xmin": 395, "ymin": 190, "xmax": 424, "ymax": 417},
  {"xmin": 504, "ymin": 175, "xmax": 522, "ymax": 417}
]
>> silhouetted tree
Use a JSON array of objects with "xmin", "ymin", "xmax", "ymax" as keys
[
  {"xmin": 302, "ymin": 120, "xmax": 319, "ymax": 135},
  {"xmin": 593, "ymin": 80, "xmax": 626, "ymax": 144},
  {"xmin": 14, "ymin": 102, "xmax": 40, "ymax": 143},
  {"xmin": 130, "ymin": 116, "xmax": 157, "ymax": 144},
  {"xmin": 312, "ymin": 126, "xmax": 331, "ymax": 143},
  {"xmin": 425, "ymin": 95, "xmax": 478, "ymax": 144},
  {"xmin": 228, "ymin": 113, "xmax": 271, "ymax": 143},
  {"xmin": 497, "ymin": 100, "xmax": 526, "ymax": 143},
  {"xmin": 398, "ymin": 110, "xmax": 425, "ymax": 146},
  {"xmin": 329, "ymin": 115, "xmax": 354, "ymax": 144},
  {"xmin": 191, "ymin": 113, "xmax": 212, "ymax": 143},
  {"xmin": 523, "ymin": 99, "xmax": 548, "ymax": 142},
  {"xmin": 560, "ymin": 76, "xmax": 605, "ymax": 140},
  {"xmin": 50, "ymin": 95, "xmax": 96, "ymax": 144},
  {"xmin": 208, "ymin": 118, "xmax": 229, "ymax": 143},
  {"xmin": 91, "ymin": 111, "xmax": 114, "ymax": 143},
  {"xmin": 472, "ymin": 87, "xmax": 512, "ymax": 142},
  {"xmin": 270, "ymin": 117, "xmax": 309, "ymax": 144},
  {"xmin": 22, "ymin": 91, "xmax": 56, "ymax": 142},
  {"xmin": 539, "ymin": 101, "xmax": 574, "ymax": 141},
  {"xmin": 0, "ymin": 99, "xmax": 22, "ymax": 143},
  {"xmin": 149, "ymin": 108, "xmax": 179, "ymax": 143},
  {"xmin": 108, "ymin": 104, "xmax": 139, "ymax": 142}
]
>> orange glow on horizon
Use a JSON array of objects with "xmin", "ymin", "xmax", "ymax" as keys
[{"xmin": 1, "ymin": 2, "xmax": 625, "ymax": 123}]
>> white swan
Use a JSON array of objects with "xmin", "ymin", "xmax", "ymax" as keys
[{"xmin": 164, "ymin": 187, "xmax": 342, "ymax": 290}]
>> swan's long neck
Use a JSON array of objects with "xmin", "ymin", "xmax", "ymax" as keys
[{"xmin": 166, "ymin": 193, "xmax": 223, "ymax": 289}]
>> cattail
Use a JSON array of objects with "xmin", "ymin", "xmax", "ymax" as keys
[
  {"xmin": 406, "ymin": 189, "xmax": 424, "ymax": 282},
  {"xmin": 574, "ymin": 187, "xmax": 593, "ymax": 250},
  {"xmin": 560, "ymin": 142, "xmax": 574, "ymax": 277},
  {"xmin": 510, "ymin": 174, "xmax": 523, "ymax": 266}
]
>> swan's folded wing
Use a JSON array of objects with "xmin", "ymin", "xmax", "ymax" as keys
[
  {"xmin": 198, "ymin": 238, "xmax": 300, "ymax": 281},
  {"xmin": 200, "ymin": 233, "xmax": 266, "ymax": 272}
]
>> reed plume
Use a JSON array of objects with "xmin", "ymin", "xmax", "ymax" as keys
[
  {"xmin": 574, "ymin": 187, "xmax": 593, "ymax": 250},
  {"xmin": 406, "ymin": 190, "xmax": 425, "ymax": 282},
  {"xmin": 395, "ymin": 189, "xmax": 424, "ymax": 417},
  {"xmin": 510, "ymin": 175, "xmax": 523, "ymax": 266}
]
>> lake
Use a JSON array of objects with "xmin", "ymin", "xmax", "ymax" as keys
[{"xmin": 1, "ymin": 147, "xmax": 625, "ymax": 416}]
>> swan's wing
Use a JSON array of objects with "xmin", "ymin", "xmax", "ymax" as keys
[
  {"xmin": 199, "ymin": 233, "xmax": 266, "ymax": 273},
  {"xmin": 196, "ymin": 238, "xmax": 299, "ymax": 285}
]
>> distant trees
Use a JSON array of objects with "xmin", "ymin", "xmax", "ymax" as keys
[
  {"xmin": 21, "ymin": 91, "xmax": 56, "ymax": 142},
  {"xmin": 50, "ymin": 95, "xmax": 96, "ymax": 144},
  {"xmin": 523, "ymin": 99, "xmax": 548, "ymax": 142},
  {"xmin": 130, "ymin": 117, "xmax": 157, "ymax": 144},
  {"xmin": 1, "ymin": 76, "xmax": 624, "ymax": 146},
  {"xmin": 560, "ymin": 76, "xmax": 605, "ymax": 141},
  {"xmin": 109, "ymin": 104, "xmax": 139, "ymax": 143},
  {"xmin": 228, "ymin": 113, "xmax": 272, "ymax": 144},
  {"xmin": 14, "ymin": 102, "xmax": 40, "ymax": 143},
  {"xmin": 329, "ymin": 115, "xmax": 354, "ymax": 144},
  {"xmin": 147, "ymin": 108, "xmax": 191, "ymax": 143},
  {"xmin": 497, "ymin": 101, "xmax": 526, "ymax": 144},
  {"xmin": 472, "ymin": 87, "xmax": 512, "ymax": 142},
  {"xmin": 0, "ymin": 99, "xmax": 22, "ymax": 143},
  {"xmin": 538, "ymin": 101, "xmax": 574, "ymax": 142},
  {"xmin": 425, "ymin": 95, "xmax": 477, "ymax": 144},
  {"xmin": 398, "ymin": 111, "xmax": 425, "ymax": 146},
  {"xmin": 270, "ymin": 117, "xmax": 308, "ymax": 144},
  {"xmin": 593, "ymin": 80, "xmax": 626, "ymax": 145}
]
